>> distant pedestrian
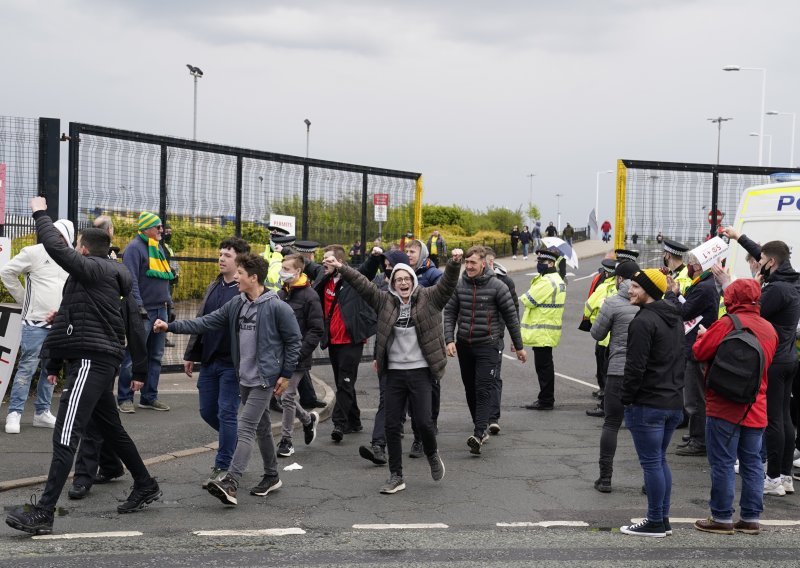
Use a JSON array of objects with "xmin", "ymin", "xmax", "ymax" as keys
[
  {"xmin": 509, "ymin": 225, "xmax": 520, "ymax": 259},
  {"xmin": 349, "ymin": 240, "xmax": 363, "ymax": 266},
  {"xmin": 601, "ymin": 220, "xmax": 612, "ymax": 242},
  {"xmin": 519, "ymin": 225, "xmax": 532, "ymax": 260},
  {"xmin": 426, "ymin": 230, "xmax": 447, "ymax": 268},
  {"xmin": 619, "ymin": 269, "xmax": 684, "ymax": 538},
  {"xmin": 562, "ymin": 223, "xmax": 574, "ymax": 245},
  {"xmin": 545, "ymin": 222, "xmax": 558, "ymax": 238}
]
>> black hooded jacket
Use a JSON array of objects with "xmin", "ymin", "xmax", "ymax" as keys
[
  {"xmin": 738, "ymin": 234, "xmax": 800, "ymax": 364},
  {"xmin": 621, "ymin": 299, "xmax": 685, "ymax": 408}
]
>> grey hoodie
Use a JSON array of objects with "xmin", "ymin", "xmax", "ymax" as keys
[
  {"xmin": 410, "ymin": 239, "xmax": 443, "ymax": 287},
  {"xmin": 168, "ymin": 289, "xmax": 302, "ymax": 388},
  {"xmin": 590, "ymin": 280, "xmax": 639, "ymax": 376},
  {"xmin": 386, "ymin": 263, "xmax": 426, "ymax": 370}
]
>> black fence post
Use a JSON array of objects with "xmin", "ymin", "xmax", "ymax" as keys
[
  {"xmin": 159, "ymin": 144, "xmax": 168, "ymax": 223},
  {"xmin": 361, "ymin": 172, "xmax": 368, "ymax": 250},
  {"xmin": 38, "ymin": 117, "xmax": 60, "ymax": 219},
  {"xmin": 235, "ymin": 156, "xmax": 243, "ymax": 237},
  {"xmin": 67, "ymin": 122, "xmax": 80, "ymax": 224},
  {"xmin": 710, "ymin": 167, "xmax": 719, "ymax": 238},
  {"xmin": 302, "ymin": 164, "xmax": 309, "ymax": 240}
]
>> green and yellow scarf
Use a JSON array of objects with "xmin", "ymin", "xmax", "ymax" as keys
[{"xmin": 139, "ymin": 233, "xmax": 175, "ymax": 280}]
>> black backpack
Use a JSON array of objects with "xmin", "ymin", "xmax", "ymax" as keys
[{"xmin": 705, "ymin": 313, "xmax": 765, "ymax": 404}]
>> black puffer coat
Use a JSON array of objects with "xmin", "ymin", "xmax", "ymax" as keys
[
  {"xmin": 443, "ymin": 266, "xmax": 523, "ymax": 350},
  {"xmin": 34, "ymin": 211, "xmax": 147, "ymax": 377},
  {"xmin": 279, "ymin": 275, "xmax": 324, "ymax": 371}
]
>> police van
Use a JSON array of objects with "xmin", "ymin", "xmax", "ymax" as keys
[{"xmin": 726, "ymin": 175, "xmax": 800, "ymax": 279}]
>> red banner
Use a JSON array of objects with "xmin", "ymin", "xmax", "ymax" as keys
[{"xmin": 0, "ymin": 163, "xmax": 6, "ymax": 222}]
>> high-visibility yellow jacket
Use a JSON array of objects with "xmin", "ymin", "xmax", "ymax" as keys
[
  {"xmin": 520, "ymin": 270, "xmax": 566, "ymax": 347},
  {"xmin": 673, "ymin": 265, "xmax": 692, "ymax": 295},
  {"xmin": 584, "ymin": 277, "xmax": 617, "ymax": 347},
  {"xmin": 261, "ymin": 246, "xmax": 284, "ymax": 292}
]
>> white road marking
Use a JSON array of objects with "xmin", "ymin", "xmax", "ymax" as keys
[
  {"xmin": 193, "ymin": 528, "xmax": 306, "ymax": 536},
  {"xmin": 497, "ymin": 521, "xmax": 589, "ymax": 528},
  {"xmin": 33, "ymin": 531, "xmax": 143, "ymax": 540},
  {"xmin": 353, "ymin": 523, "xmax": 449, "ymax": 530},
  {"xmin": 502, "ymin": 355, "xmax": 597, "ymax": 390}
]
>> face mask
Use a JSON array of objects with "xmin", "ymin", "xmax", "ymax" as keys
[
  {"xmin": 662, "ymin": 255, "xmax": 669, "ymax": 268},
  {"xmin": 759, "ymin": 262, "xmax": 772, "ymax": 279},
  {"xmin": 279, "ymin": 270, "xmax": 296, "ymax": 282},
  {"xmin": 687, "ymin": 265, "xmax": 698, "ymax": 278},
  {"xmin": 163, "ymin": 233, "xmax": 172, "ymax": 244},
  {"xmin": 537, "ymin": 262, "xmax": 549, "ymax": 274}
]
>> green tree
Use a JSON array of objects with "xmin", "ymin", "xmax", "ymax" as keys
[
  {"xmin": 485, "ymin": 206, "xmax": 524, "ymax": 233},
  {"xmin": 526, "ymin": 204, "xmax": 541, "ymax": 224}
]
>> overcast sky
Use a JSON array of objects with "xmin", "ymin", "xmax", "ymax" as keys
[{"xmin": 6, "ymin": 0, "xmax": 800, "ymax": 227}]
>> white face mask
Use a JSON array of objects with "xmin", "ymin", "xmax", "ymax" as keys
[{"xmin": 279, "ymin": 270, "xmax": 297, "ymax": 282}]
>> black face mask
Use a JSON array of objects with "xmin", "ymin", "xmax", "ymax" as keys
[
  {"xmin": 687, "ymin": 264, "xmax": 697, "ymax": 278},
  {"xmin": 163, "ymin": 233, "xmax": 172, "ymax": 243},
  {"xmin": 537, "ymin": 262, "xmax": 549, "ymax": 274},
  {"xmin": 662, "ymin": 255, "xmax": 669, "ymax": 268},
  {"xmin": 760, "ymin": 261, "xmax": 772, "ymax": 279}
]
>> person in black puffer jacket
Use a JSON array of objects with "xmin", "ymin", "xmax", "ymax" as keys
[
  {"xmin": 444, "ymin": 245, "xmax": 526, "ymax": 456},
  {"xmin": 6, "ymin": 199, "xmax": 160, "ymax": 536},
  {"xmin": 723, "ymin": 227, "xmax": 800, "ymax": 492},
  {"xmin": 276, "ymin": 254, "xmax": 324, "ymax": 457}
]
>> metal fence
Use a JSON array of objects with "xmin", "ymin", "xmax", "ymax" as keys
[{"xmin": 614, "ymin": 159, "xmax": 800, "ymax": 251}]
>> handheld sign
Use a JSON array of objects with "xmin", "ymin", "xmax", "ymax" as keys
[{"xmin": 690, "ymin": 236, "xmax": 728, "ymax": 271}]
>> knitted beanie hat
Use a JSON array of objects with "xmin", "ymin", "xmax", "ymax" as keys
[
  {"xmin": 632, "ymin": 268, "xmax": 667, "ymax": 300},
  {"xmin": 138, "ymin": 211, "xmax": 162, "ymax": 232}
]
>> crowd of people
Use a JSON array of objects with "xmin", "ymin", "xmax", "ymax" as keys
[{"xmin": 3, "ymin": 198, "xmax": 800, "ymax": 540}]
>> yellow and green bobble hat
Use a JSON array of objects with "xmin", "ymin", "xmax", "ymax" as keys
[{"xmin": 138, "ymin": 211, "xmax": 162, "ymax": 232}]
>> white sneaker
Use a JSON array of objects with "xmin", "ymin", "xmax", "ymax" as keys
[
  {"xmin": 5, "ymin": 412, "xmax": 21, "ymax": 434},
  {"xmin": 782, "ymin": 475, "xmax": 795, "ymax": 494},
  {"xmin": 764, "ymin": 476, "xmax": 786, "ymax": 496},
  {"xmin": 33, "ymin": 410, "xmax": 57, "ymax": 428},
  {"xmin": 793, "ymin": 452, "xmax": 800, "ymax": 469},
  {"xmin": 734, "ymin": 459, "xmax": 739, "ymax": 475},
  {"xmin": 512, "ymin": 255, "xmax": 517, "ymax": 260},
  {"xmin": 523, "ymin": 256, "xmax": 528, "ymax": 260}
]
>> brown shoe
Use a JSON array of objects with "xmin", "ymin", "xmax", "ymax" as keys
[
  {"xmin": 733, "ymin": 520, "xmax": 761, "ymax": 535},
  {"xmin": 694, "ymin": 518, "xmax": 734, "ymax": 535}
]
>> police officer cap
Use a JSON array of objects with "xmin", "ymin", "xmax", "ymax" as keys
[
  {"xmin": 536, "ymin": 248, "xmax": 560, "ymax": 262},
  {"xmin": 601, "ymin": 259, "xmax": 617, "ymax": 273},
  {"xmin": 663, "ymin": 239, "xmax": 689, "ymax": 256},
  {"xmin": 615, "ymin": 248, "xmax": 639, "ymax": 261},
  {"xmin": 268, "ymin": 225, "xmax": 290, "ymax": 236},
  {"xmin": 294, "ymin": 240, "xmax": 320, "ymax": 253},
  {"xmin": 272, "ymin": 234, "xmax": 296, "ymax": 246}
]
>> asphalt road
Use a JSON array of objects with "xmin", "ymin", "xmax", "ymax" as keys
[{"xmin": 2, "ymin": 254, "xmax": 800, "ymax": 566}]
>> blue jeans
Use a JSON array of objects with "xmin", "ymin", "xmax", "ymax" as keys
[
  {"xmin": 624, "ymin": 404, "xmax": 683, "ymax": 522},
  {"xmin": 117, "ymin": 306, "xmax": 167, "ymax": 404},
  {"xmin": 706, "ymin": 417, "xmax": 764, "ymax": 523},
  {"xmin": 197, "ymin": 360, "xmax": 240, "ymax": 470},
  {"xmin": 521, "ymin": 243, "xmax": 529, "ymax": 257},
  {"xmin": 8, "ymin": 325, "xmax": 54, "ymax": 415}
]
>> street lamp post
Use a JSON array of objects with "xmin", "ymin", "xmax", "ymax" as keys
[
  {"xmin": 304, "ymin": 119, "xmax": 311, "ymax": 159},
  {"xmin": 723, "ymin": 65, "xmax": 766, "ymax": 165},
  {"xmin": 595, "ymin": 169, "xmax": 613, "ymax": 238},
  {"xmin": 186, "ymin": 64, "xmax": 203, "ymax": 222},
  {"xmin": 555, "ymin": 193, "xmax": 563, "ymax": 232},
  {"xmin": 766, "ymin": 110, "xmax": 797, "ymax": 167},
  {"xmin": 749, "ymin": 132, "xmax": 773, "ymax": 166},
  {"xmin": 708, "ymin": 117, "xmax": 733, "ymax": 165}
]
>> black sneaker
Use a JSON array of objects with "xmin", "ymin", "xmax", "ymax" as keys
[
  {"xmin": 5, "ymin": 502, "xmax": 54, "ymax": 535},
  {"xmin": 94, "ymin": 470, "xmax": 125, "ymax": 484},
  {"xmin": 585, "ymin": 407, "xmax": 605, "ymax": 417},
  {"xmin": 428, "ymin": 452, "xmax": 445, "ymax": 482},
  {"xmin": 331, "ymin": 426, "xmax": 344, "ymax": 443},
  {"xmin": 250, "ymin": 475, "xmax": 282, "ymax": 497},
  {"xmin": 409, "ymin": 440, "xmax": 424, "ymax": 458},
  {"xmin": 359, "ymin": 444, "xmax": 388, "ymax": 465},
  {"xmin": 343, "ymin": 424, "xmax": 364, "ymax": 434},
  {"xmin": 117, "ymin": 478, "xmax": 162, "ymax": 514},
  {"xmin": 467, "ymin": 435, "xmax": 482, "ymax": 455},
  {"xmin": 523, "ymin": 401, "xmax": 553, "ymax": 410},
  {"xmin": 620, "ymin": 518, "xmax": 666, "ymax": 537},
  {"xmin": 269, "ymin": 396, "xmax": 283, "ymax": 412},
  {"xmin": 676, "ymin": 442, "xmax": 706, "ymax": 456},
  {"xmin": 277, "ymin": 438, "xmax": 295, "ymax": 457},
  {"xmin": 664, "ymin": 517, "xmax": 673, "ymax": 536},
  {"xmin": 594, "ymin": 477, "xmax": 612, "ymax": 493},
  {"xmin": 68, "ymin": 483, "xmax": 90, "ymax": 500},
  {"xmin": 303, "ymin": 412, "xmax": 319, "ymax": 445},
  {"xmin": 380, "ymin": 474, "xmax": 406, "ymax": 494},
  {"xmin": 208, "ymin": 475, "xmax": 238, "ymax": 505}
]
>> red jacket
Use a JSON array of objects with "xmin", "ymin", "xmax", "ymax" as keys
[{"xmin": 692, "ymin": 279, "xmax": 778, "ymax": 428}]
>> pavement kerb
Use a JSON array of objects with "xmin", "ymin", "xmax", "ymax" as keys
[{"xmin": 0, "ymin": 374, "xmax": 336, "ymax": 492}]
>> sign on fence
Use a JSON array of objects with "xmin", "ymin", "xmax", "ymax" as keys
[
  {"xmin": 374, "ymin": 193, "xmax": 389, "ymax": 222},
  {"xmin": 0, "ymin": 304, "xmax": 23, "ymax": 407}
]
